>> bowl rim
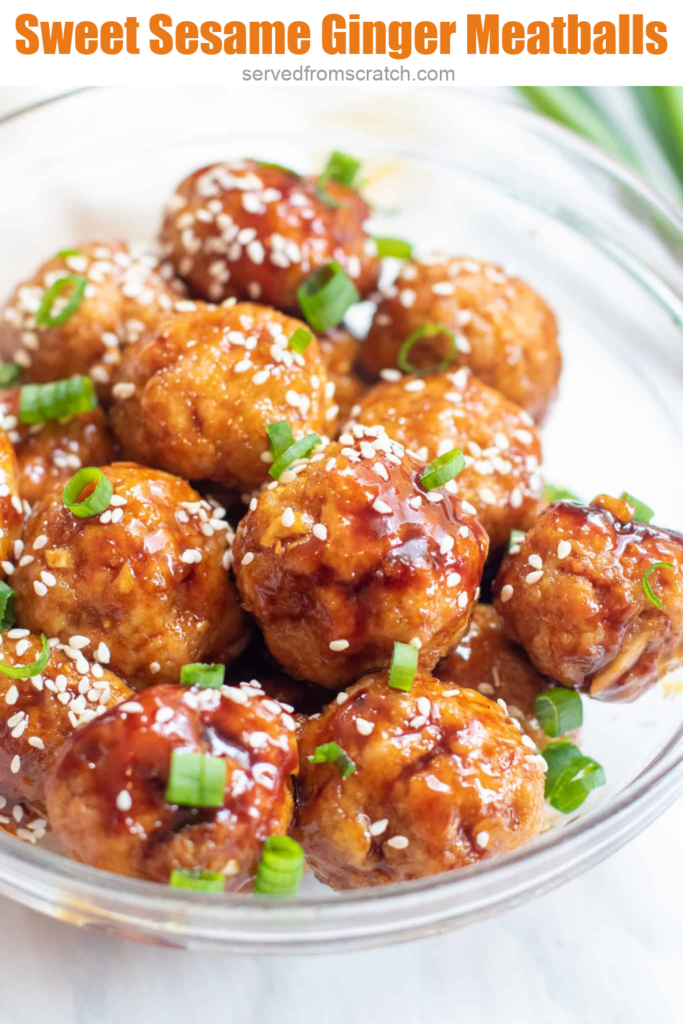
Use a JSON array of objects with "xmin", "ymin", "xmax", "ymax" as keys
[{"xmin": 0, "ymin": 85, "xmax": 682, "ymax": 951}]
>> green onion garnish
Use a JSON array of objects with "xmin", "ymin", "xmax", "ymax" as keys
[
  {"xmin": 287, "ymin": 328, "xmax": 313, "ymax": 355},
  {"xmin": 543, "ymin": 483, "xmax": 581, "ymax": 503},
  {"xmin": 253, "ymin": 835, "xmax": 304, "ymax": 896},
  {"xmin": 508, "ymin": 529, "xmax": 526, "ymax": 552},
  {"xmin": 542, "ymin": 739, "xmax": 606, "ymax": 814},
  {"xmin": 269, "ymin": 433, "xmax": 322, "ymax": 480},
  {"xmin": 56, "ymin": 249, "xmax": 83, "ymax": 260},
  {"xmin": 257, "ymin": 161, "xmax": 300, "ymax": 178},
  {"xmin": 169, "ymin": 869, "xmax": 226, "ymax": 893},
  {"xmin": 0, "ymin": 364, "xmax": 21, "ymax": 389},
  {"xmin": 372, "ymin": 237, "xmax": 413, "ymax": 259},
  {"xmin": 535, "ymin": 688, "xmax": 583, "ymax": 738},
  {"xmin": 0, "ymin": 633, "xmax": 49, "ymax": 679},
  {"xmin": 19, "ymin": 376, "xmax": 97, "ymax": 425},
  {"xmin": 0, "ymin": 582, "xmax": 16, "ymax": 631},
  {"xmin": 316, "ymin": 151, "xmax": 361, "ymax": 207},
  {"xmin": 297, "ymin": 262, "xmax": 360, "ymax": 333},
  {"xmin": 165, "ymin": 750, "xmax": 226, "ymax": 808},
  {"xmin": 388, "ymin": 641, "xmax": 418, "ymax": 692},
  {"xmin": 267, "ymin": 420, "xmax": 295, "ymax": 460},
  {"xmin": 620, "ymin": 492, "xmax": 654, "ymax": 524},
  {"xmin": 180, "ymin": 663, "xmax": 225, "ymax": 689},
  {"xmin": 642, "ymin": 562, "xmax": 674, "ymax": 609},
  {"xmin": 308, "ymin": 741, "xmax": 356, "ymax": 779},
  {"xmin": 420, "ymin": 448, "xmax": 465, "ymax": 491},
  {"xmin": 397, "ymin": 323, "xmax": 458, "ymax": 376},
  {"xmin": 62, "ymin": 467, "xmax": 113, "ymax": 519},
  {"xmin": 35, "ymin": 274, "xmax": 88, "ymax": 328}
]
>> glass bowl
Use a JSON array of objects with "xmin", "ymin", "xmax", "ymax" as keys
[{"xmin": 1, "ymin": 86, "xmax": 682, "ymax": 954}]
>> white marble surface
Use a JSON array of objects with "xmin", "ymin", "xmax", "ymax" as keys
[{"xmin": 0, "ymin": 87, "xmax": 681, "ymax": 1023}]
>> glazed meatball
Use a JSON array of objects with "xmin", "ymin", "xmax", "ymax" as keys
[
  {"xmin": 110, "ymin": 302, "xmax": 329, "ymax": 493},
  {"xmin": 0, "ymin": 427, "xmax": 23, "ymax": 574},
  {"xmin": 0, "ymin": 631, "xmax": 132, "ymax": 808},
  {"xmin": 12, "ymin": 463, "xmax": 248, "ymax": 690},
  {"xmin": 45, "ymin": 681, "xmax": 298, "ymax": 884},
  {"xmin": 435, "ymin": 605, "xmax": 557, "ymax": 749},
  {"xmin": 361, "ymin": 256, "xmax": 561, "ymax": 422},
  {"xmin": 233, "ymin": 425, "xmax": 488, "ymax": 689},
  {"xmin": 319, "ymin": 328, "xmax": 368, "ymax": 435},
  {"xmin": 0, "ymin": 389, "xmax": 114, "ymax": 504},
  {"xmin": 296, "ymin": 669, "xmax": 545, "ymax": 889},
  {"xmin": 0, "ymin": 242, "xmax": 183, "ymax": 398},
  {"xmin": 160, "ymin": 160, "xmax": 379, "ymax": 311},
  {"xmin": 350, "ymin": 367, "xmax": 544, "ymax": 551},
  {"xmin": 493, "ymin": 494, "xmax": 683, "ymax": 701}
]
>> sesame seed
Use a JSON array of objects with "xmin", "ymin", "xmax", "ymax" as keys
[
  {"xmin": 120, "ymin": 701, "xmax": 144, "ymax": 714},
  {"xmin": 281, "ymin": 508, "xmax": 295, "ymax": 528},
  {"xmin": 528, "ymin": 554, "xmax": 543, "ymax": 570},
  {"xmin": 500, "ymin": 584, "xmax": 514, "ymax": 602},
  {"xmin": 241, "ymin": 552, "xmax": 255, "ymax": 566},
  {"xmin": 313, "ymin": 523, "xmax": 327, "ymax": 541},
  {"xmin": 478, "ymin": 682, "xmax": 495, "ymax": 695},
  {"xmin": 116, "ymin": 790, "xmax": 132, "ymax": 812},
  {"xmin": 510, "ymin": 487, "xmax": 523, "ymax": 509},
  {"xmin": 372, "ymin": 499, "xmax": 392, "ymax": 515},
  {"xmin": 110, "ymin": 495, "xmax": 127, "ymax": 507},
  {"xmin": 369, "ymin": 819, "xmax": 388, "ymax": 836},
  {"xmin": 10, "ymin": 755, "xmax": 20, "ymax": 774},
  {"xmin": 329, "ymin": 640, "xmax": 349, "ymax": 652},
  {"xmin": 440, "ymin": 536, "xmax": 455, "ymax": 555},
  {"xmin": 2, "ymin": 562, "xmax": 14, "ymax": 576},
  {"xmin": 409, "ymin": 637, "xmax": 422, "ymax": 649},
  {"xmin": 156, "ymin": 706, "xmax": 174, "ymax": 724},
  {"xmin": 336, "ymin": 691, "xmax": 349, "ymax": 704},
  {"xmin": 33, "ymin": 535, "xmax": 48, "ymax": 550},
  {"xmin": 461, "ymin": 501, "xmax": 477, "ymax": 516},
  {"xmin": 525, "ymin": 570, "xmax": 544, "ymax": 584},
  {"xmin": 40, "ymin": 571, "xmax": 56, "ymax": 587},
  {"xmin": 417, "ymin": 697, "xmax": 431, "ymax": 717},
  {"xmin": 447, "ymin": 572, "xmax": 461, "ymax": 588},
  {"xmin": 457, "ymin": 591, "xmax": 468, "ymax": 607},
  {"xmin": 28, "ymin": 736, "xmax": 45, "ymax": 749},
  {"xmin": 95, "ymin": 642, "xmax": 110, "ymax": 664},
  {"xmin": 476, "ymin": 831, "xmax": 490, "ymax": 849},
  {"xmin": 356, "ymin": 718, "xmax": 374, "ymax": 736},
  {"xmin": 33, "ymin": 581, "xmax": 47, "ymax": 597},
  {"xmin": 111, "ymin": 508, "xmax": 123, "ymax": 524},
  {"xmin": 385, "ymin": 835, "xmax": 409, "ymax": 849},
  {"xmin": 522, "ymin": 735, "xmax": 536, "ymax": 750},
  {"xmin": 558, "ymin": 540, "xmax": 572, "ymax": 559},
  {"xmin": 112, "ymin": 382, "xmax": 135, "ymax": 400}
]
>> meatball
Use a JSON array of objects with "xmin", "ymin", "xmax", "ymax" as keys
[
  {"xmin": 233, "ymin": 424, "xmax": 488, "ymax": 689},
  {"xmin": 350, "ymin": 367, "xmax": 544, "ymax": 551},
  {"xmin": 160, "ymin": 160, "xmax": 379, "ymax": 311},
  {"xmin": 361, "ymin": 256, "xmax": 561, "ymax": 422},
  {"xmin": 0, "ymin": 389, "xmax": 114, "ymax": 504},
  {"xmin": 493, "ymin": 494, "xmax": 683, "ymax": 701},
  {"xmin": 0, "ymin": 427, "xmax": 23, "ymax": 573},
  {"xmin": 435, "ymin": 605, "xmax": 558, "ymax": 749},
  {"xmin": 12, "ymin": 463, "xmax": 248, "ymax": 690},
  {"xmin": 319, "ymin": 328, "xmax": 368, "ymax": 435},
  {"xmin": 45, "ymin": 681, "xmax": 298, "ymax": 885},
  {"xmin": 110, "ymin": 302, "xmax": 329, "ymax": 493},
  {"xmin": 296, "ymin": 669, "xmax": 545, "ymax": 889},
  {"xmin": 0, "ymin": 631, "xmax": 132, "ymax": 808},
  {"xmin": 0, "ymin": 242, "xmax": 183, "ymax": 398}
]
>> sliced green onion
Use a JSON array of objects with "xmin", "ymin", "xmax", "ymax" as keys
[
  {"xmin": 420, "ymin": 448, "xmax": 465, "ymax": 491},
  {"xmin": 0, "ymin": 582, "xmax": 16, "ymax": 631},
  {"xmin": 316, "ymin": 151, "xmax": 361, "ymax": 207},
  {"xmin": 372, "ymin": 237, "xmax": 413, "ymax": 259},
  {"xmin": 544, "ymin": 482, "xmax": 581, "ymax": 503},
  {"xmin": 62, "ymin": 467, "xmax": 113, "ymax": 519},
  {"xmin": 297, "ymin": 262, "xmax": 360, "ymax": 333},
  {"xmin": 165, "ymin": 750, "xmax": 226, "ymax": 808},
  {"xmin": 269, "ymin": 433, "xmax": 322, "ymax": 480},
  {"xmin": 0, "ymin": 364, "xmax": 21, "ymax": 389},
  {"xmin": 508, "ymin": 529, "xmax": 526, "ymax": 552},
  {"xmin": 267, "ymin": 420, "xmax": 295, "ymax": 459},
  {"xmin": 287, "ymin": 328, "xmax": 313, "ymax": 355},
  {"xmin": 308, "ymin": 741, "xmax": 356, "ymax": 779},
  {"xmin": 0, "ymin": 633, "xmax": 49, "ymax": 679},
  {"xmin": 180, "ymin": 663, "xmax": 225, "ymax": 689},
  {"xmin": 388, "ymin": 641, "xmax": 418, "ymax": 692},
  {"xmin": 56, "ymin": 248, "xmax": 83, "ymax": 260},
  {"xmin": 253, "ymin": 835, "xmax": 304, "ymax": 896},
  {"xmin": 620, "ymin": 492, "xmax": 654, "ymax": 524},
  {"xmin": 35, "ymin": 274, "xmax": 88, "ymax": 328},
  {"xmin": 542, "ymin": 739, "xmax": 606, "ymax": 814},
  {"xmin": 517, "ymin": 87, "xmax": 638, "ymax": 166},
  {"xmin": 257, "ymin": 161, "xmax": 300, "ymax": 178},
  {"xmin": 535, "ymin": 688, "xmax": 583, "ymax": 738},
  {"xmin": 169, "ymin": 869, "xmax": 226, "ymax": 893},
  {"xmin": 642, "ymin": 562, "xmax": 674, "ymax": 609},
  {"xmin": 19, "ymin": 376, "xmax": 97, "ymax": 425},
  {"xmin": 397, "ymin": 323, "xmax": 458, "ymax": 376},
  {"xmin": 631, "ymin": 88, "xmax": 683, "ymax": 197}
]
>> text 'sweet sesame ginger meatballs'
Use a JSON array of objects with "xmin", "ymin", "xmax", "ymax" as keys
[
  {"xmin": 350, "ymin": 367, "xmax": 544, "ymax": 551},
  {"xmin": 494, "ymin": 494, "xmax": 683, "ymax": 702},
  {"xmin": 12, "ymin": 463, "xmax": 248, "ymax": 690},
  {"xmin": 361, "ymin": 255, "xmax": 561, "ymax": 422},
  {"xmin": 296, "ymin": 669, "xmax": 546, "ymax": 889},
  {"xmin": 233, "ymin": 425, "xmax": 488, "ymax": 689},
  {"xmin": 110, "ymin": 301, "xmax": 329, "ymax": 493},
  {"xmin": 45, "ymin": 681, "xmax": 298, "ymax": 885},
  {"xmin": 160, "ymin": 159, "xmax": 379, "ymax": 311}
]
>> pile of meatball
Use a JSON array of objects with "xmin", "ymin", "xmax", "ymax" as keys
[{"xmin": 0, "ymin": 155, "xmax": 679, "ymax": 894}]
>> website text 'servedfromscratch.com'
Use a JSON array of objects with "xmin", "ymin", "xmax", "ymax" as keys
[{"xmin": 242, "ymin": 65, "xmax": 455, "ymax": 82}]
